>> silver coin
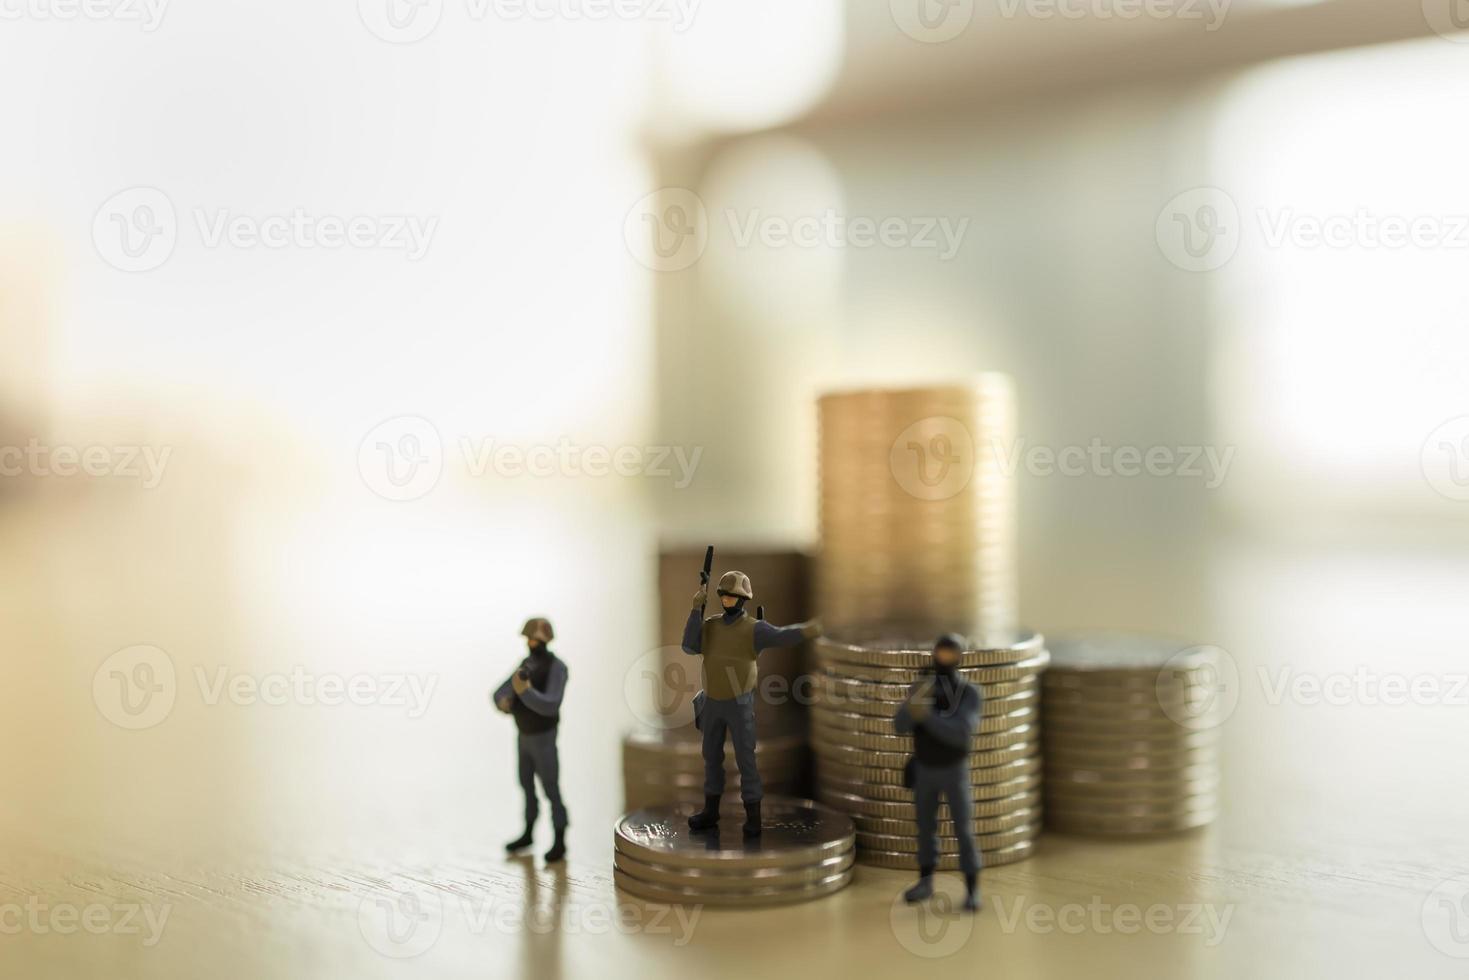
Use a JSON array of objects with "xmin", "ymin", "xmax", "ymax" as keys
[
  {"xmin": 1046, "ymin": 633, "xmax": 1218, "ymax": 676},
  {"xmin": 613, "ymin": 848, "xmax": 854, "ymax": 892},
  {"xmin": 613, "ymin": 865, "xmax": 854, "ymax": 907},
  {"xmin": 857, "ymin": 822, "xmax": 1038, "ymax": 853},
  {"xmin": 613, "ymin": 798, "xmax": 854, "ymax": 871}
]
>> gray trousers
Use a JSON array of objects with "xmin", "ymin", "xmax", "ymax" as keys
[
  {"xmin": 700, "ymin": 692, "xmax": 762, "ymax": 803},
  {"xmin": 914, "ymin": 760, "xmax": 981, "ymax": 876},
  {"xmin": 517, "ymin": 729, "xmax": 567, "ymax": 830}
]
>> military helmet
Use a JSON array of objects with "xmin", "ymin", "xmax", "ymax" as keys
[
  {"xmin": 716, "ymin": 571, "xmax": 753, "ymax": 599},
  {"xmin": 521, "ymin": 617, "xmax": 554, "ymax": 643}
]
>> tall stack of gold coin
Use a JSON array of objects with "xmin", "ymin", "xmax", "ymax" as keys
[
  {"xmin": 1042, "ymin": 635, "xmax": 1224, "ymax": 835},
  {"xmin": 816, "ymin": 379, "xmax": 1018, "ymax": 639},
  {"xmin": 812, "ymin": 634, "xmax": 1048, "ymax": 868}
]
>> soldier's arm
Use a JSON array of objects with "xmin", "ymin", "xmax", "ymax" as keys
[
  {"xmin": 516, "ymin": 660, "xmax": 568, "ymax": 716},
  {"xmin": 493, "ymin": 675, "xmax": 515, "ymax": 703},
  {"xmin": 752, "ymin": 619, "xmax": 821, "ymax": 652},
  {"xmin": 681, "ymin": 609, "xmax": 704, "ymax": 655},
  {"xmin": 892, "ymin": 681, "xmax": 924, "ymax": 734},
  {"xmin": 917, "ymin": 685, "xmax": 980, "ymax": 749}
]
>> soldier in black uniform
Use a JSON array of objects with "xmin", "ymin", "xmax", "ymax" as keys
[{"xmin": 495, "ymin": 617, "xmax": 569, "ymax": 862}]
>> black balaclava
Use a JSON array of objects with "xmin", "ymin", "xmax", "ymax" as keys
[
  {"xmin": 528, "ymin": 641, "xmax": 550, "ymax": 659},
  {"xmin": 719, "ymin": 595, "xmax": 747, "ymax": 620}
]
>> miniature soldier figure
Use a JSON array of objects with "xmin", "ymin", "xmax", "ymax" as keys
[
  {"xmin": 495, "ymin": 617, "xmax": 569, "ymax": 862},
  {"xmin": 682, "ymin": 570, "xmax": 821, "ymax": 837},
  {"xmin": 894, "ymin": 633, "xmax": 983, "ymax": 912}
]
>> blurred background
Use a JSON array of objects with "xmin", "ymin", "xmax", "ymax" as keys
[{"xmin": 3, "ymin": 1, "xmax": 1469, "ymax": 977}]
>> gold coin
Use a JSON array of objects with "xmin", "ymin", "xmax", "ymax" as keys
[
  {"xmin": 849, "ymin": 807, "xmax": 1040, "ymax": 837},
  {"xmin": 857, "ymin": 838, "xmax": 1036, "ymax": 870},
  {"xmin": 816, "ymin": 632, "xmax": 1044, "ymax": 669},
  {"xmin": 818, "ymin": 786, "xmax": 1040, "ymax": 818},
  {"xmin": 810, "ymin": 722, "xmax": 1037, "ymax": 753},
  {"xmin": 816, "ymin": 651, "xmax": 1050, "ymax": 686},
  {"xmin": 811, "ymin": 694, "xmax": 1038, "ymax": 730},
  {"xmin": 818, "ymin": 752, "xmax": 1041, "ymax": 788},
  {"xmin": 1042, "ymin": 744, "xmax": 1218, "ymax": 771},
  {"xmin": 856, "ymin": 822, "xmax": 1038, "ymax": 853},
  {"xmin": 813, "ymin": 740, "xmax": 1037, "ymax": 772},
  {"xmin": 1046, "ymin": 809, "xmax": 1216, "ymax": 835},
  {"xmin": 612, "ymin": 848, "xmax": 855, "ymax": 892},
  {"xmin": 819, "ymin": 771, "xmax": 1042, "ymax": 804}
]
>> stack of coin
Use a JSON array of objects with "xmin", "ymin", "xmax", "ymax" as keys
[
  {"xmin": 810, "ymin": 633, "xmax": 1048, "ymax": 869},
  {"xmin": 613, "ymin": 797, "xmax": 856, "ymax": 907},
  {"xmin": 816, "ymin": 379, "xmax": 1017, "ymax": 639},
  {"xmin": 622, "ymin": 729, "xmax": 808, "ymax": 811},
  {"xmin": 1042, "ymin": 634, "xmax": 1223, "ymax": 835}
]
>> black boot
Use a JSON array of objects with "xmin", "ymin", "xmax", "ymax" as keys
[
  {"xmin": 688, "ymin": 795, "xmax": 721, "ymax": 831},
  {"xmin": 742, "ymin": 800, "xmax": 762, "ymax": 838},
  {"xmin": 505, "ymin": 826, "xmax": 534, "ymax": 852},
  {"xmin": 904, "ymin": 866, "xmax": 935, "ymax": 903},
  {"xmin": 544, "ymin": 827, "xmax": 566, "ymax": 862},
  {"xmin": 963, "ymin": 872, "xmax": 981, "ymax": 912}
]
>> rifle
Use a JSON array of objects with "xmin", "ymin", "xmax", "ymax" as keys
[{"xmin": 699, "ymin": 545, "xmax": 714, "ymax": 617}]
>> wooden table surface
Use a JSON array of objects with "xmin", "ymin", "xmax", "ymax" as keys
[{"xmin": 3, "ymin": 470, "xmax": 1467, "ymax": 979}]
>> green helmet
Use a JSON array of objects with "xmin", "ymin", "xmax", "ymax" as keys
[{"xmin": 716, "ymin": 571, "xmax": 753, "ymax": 599}]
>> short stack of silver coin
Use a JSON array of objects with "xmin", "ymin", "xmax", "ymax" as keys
[
  {"xmin": 1042, "ymin": 634, "xmax": 1224, "ymax": 836},
  {"xmin": 622, "ymin": 730, "xmax": 808, "ymax": 811},
  {"xmin": 811, "ymin": 633, "xmax": 1048, "ymax": 869},
  {"xmin": 612, "ymin": 798, "xmax": 856, "ymax": 907}
]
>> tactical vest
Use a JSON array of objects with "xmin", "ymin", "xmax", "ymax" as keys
[
  {"xmin": 511, "ymin": 651, "xmax": 560, "ymax": 735},
  {"xmin": 699, "ymin": 612, "xmax": 759, "ymax": 700}
]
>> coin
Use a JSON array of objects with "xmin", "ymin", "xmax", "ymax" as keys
[
  {"xmin": 1044, "ymin": 775, "xmax": 1221, "ymax": 803},
  {"xmin": 1046, "ymin": 809, "xmax": 1216, "ymax": 835},
  {"xmin": 1047, "ymin": 761, "xmax": 1217, "ymax": 785},
  {"xmin": 1044, "ymin": 793, "xmax": 1217, "ymax": 820},
  {"xmin": 817, "ymin": 673, "xmax": 1040, "ymax": 707},
  {"xmin": 818, "ymin": 786, "xmax": 1041, "ymax": 817},
  {"xmin": 1041, "ymin": 744, "xmax": 1218, "ymax": 771},
  {"xmin": 816, "ymin": 631, "xmax": 1044, "ymax": 669},
  {"xmin": 811, "ymin": 693, "xmax": 1038, "ymax": 730},
  {"xmin": 613, "ymin": 798, "xmax": 854, "ymax": 871},
  {"xmin": 809, "ymin": 723, "xmax": 1037, "ymax": 753},
  {"xmin": 1041, "ymin": 728, "xmax": 1220, "ymax": 752},
  {"xmin": 856, "ymin": 822, "xmax": 1038, "ymax": 853},
  {"xmin": 815, "ymin": 651, "xmax": 1050, "ymax": 686},
  {"xmin": 817, "ymin": 752, "xmax": 1041, "ymax": 788},
  {"xmin": 1046, "ymin": 633, "xmax": 1218, "ymax": 676},
  {"xmin": 813, "ymin": 740, "xmax": 1037, "ymax": 773},
  {"xmin": 612, "ymin": 866, "xmax": 854, "ymax": 907},
  {"xmin": 612, "ymin": 848, "xmax": 855, "ymax": 891},
  {"xmin": 857, "ymin": 838, "xmax": 1036, "ymax": 870},
  {"xmin": 819, "ymin": 771, "xmax": 1042, "ymax": 804},
  {"xmin": 849, "ymin": 807, "xmax": 1040, "ymax": 837}
]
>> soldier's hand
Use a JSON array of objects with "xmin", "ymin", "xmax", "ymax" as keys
[
  {"xmin": 800, "ymin": 618, "xmax": 823, "ymax": 639},
  {"xmin": 692, "ymin": 587, "xmax": 708, "ymax": 610},
  {"xmin": 908, "ymin": 697, "xmax": 931, "ymax": 723},
  {"xmin": 511, "ymin": 673, "xmax": 530, "ymax": 695},
  {"xmin": 496, "ymin": 696, "xmax": 513, "ymax": 713}
]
